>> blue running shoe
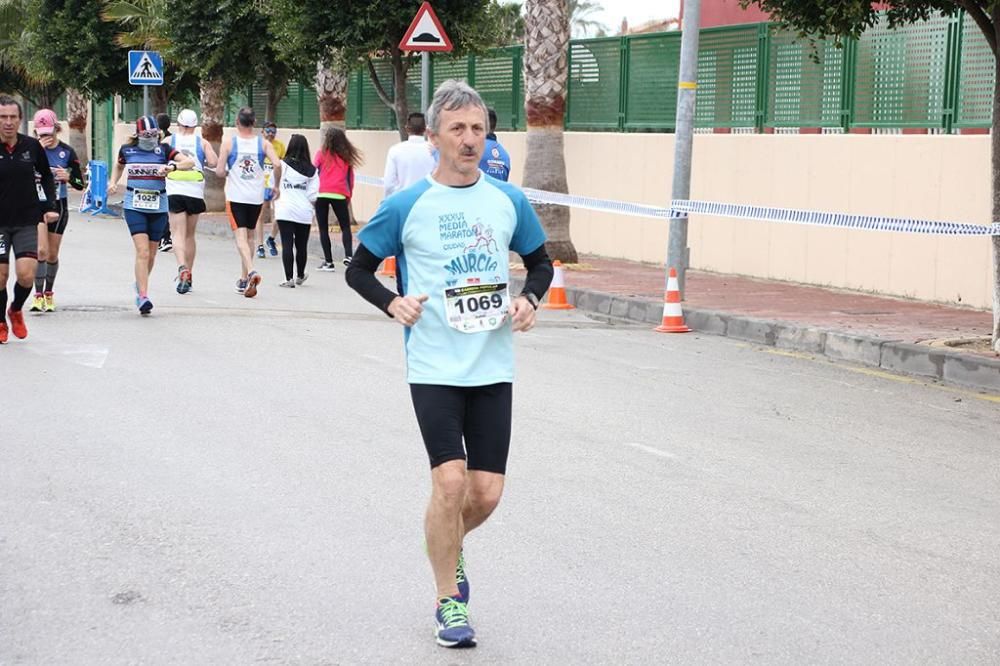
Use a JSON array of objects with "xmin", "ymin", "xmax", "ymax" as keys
[
  {"xmin": 235, "ymin": 278, "xmax": 248, "ymax": 294},
  {"xmin": 256, "ymin": 244, "xmax": 265, "ymax": 259},
  {"xmin": 266, "ymin": 235, "xmax": 278, "ymax": 256},
  {"xmin": 456, "ymin": 548, "xmax": 469, "ymax": 602},
  {"xmin": 435, "ymin": 596, "xmax": 476, "ymax": 648},
  {"xmin": 138, "ymin": 297, "xmax": 153, "ymax": 315}
]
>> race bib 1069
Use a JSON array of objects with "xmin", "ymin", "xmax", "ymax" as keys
[{"xmin": 444, "ymin": 282, "xmax": 509, "ymax": 333}]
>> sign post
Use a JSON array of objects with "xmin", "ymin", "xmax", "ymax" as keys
[
  {"xmin": 399, "ymin": 2, "xmax": 453, "ymax": 113},
  {"xmin": 127, "ymin": 50, "xmax": 165, "ymax": 117}
]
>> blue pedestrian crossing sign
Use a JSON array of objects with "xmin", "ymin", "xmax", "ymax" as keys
[{"xmin": 128, "ymin": 50, "xmax": 164, "ymax": 86}]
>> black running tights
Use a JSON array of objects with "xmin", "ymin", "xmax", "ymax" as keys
[
  {"xmin": 277, "ymin": 220, "xmax": 310, "ymax": 280},
  {"xmin": 315, "ymin": 197, "xmax": 352, "ymax": 263}
]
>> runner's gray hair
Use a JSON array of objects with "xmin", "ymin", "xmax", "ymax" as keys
[{"xmin": 426, "ymin": 80, "xmax": 489, "ymax": 134}]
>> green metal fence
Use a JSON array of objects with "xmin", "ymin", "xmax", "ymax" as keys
[{"xmin": 104, "ymin": 9, "xmax": 998, "ymax": 136}]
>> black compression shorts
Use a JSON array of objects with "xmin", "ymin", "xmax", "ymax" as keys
[
  {"xmin": 409, "ymin": 383, "xmax": 513, "ymax": 474},
  {"xmin": 46, "ymin": 198, "xmax": 69, "ymax": 235},
  {"xmin": 227, "ymin": 201, "xmax": 262, "ymax": 230}
]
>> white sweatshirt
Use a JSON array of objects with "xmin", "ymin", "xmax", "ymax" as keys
[{"xmin": 274, "ymin": 160, "xmax": 319, "ymax": 224}]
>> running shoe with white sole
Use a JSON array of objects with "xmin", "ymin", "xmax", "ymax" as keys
[
  {"xmin": 434, "ymin": 597, "xmax": 476, "ymax": 648},
  {"xmin": 176, "ymin": 267, "xmax": 192, "ymax": 294},
  {"xmin": 295, "ymin": 273, "xmax": 308, "ymax": 286},
  {"xmin": 278, "ymin": 279, "xmax": 295, "ymax": 288},
  {"xmin": 244, "ymin": 271, "xmax": 262, "ymax": 298},
  {"xmin": 137, "ymin": 297, "xmax": 153, "ymax": 315},
  {"xmin": 159, "ymin": 237, "xmax": 173, "ymax": 253},
  {"xmin": 256, "ymin": 244, "xmax": 266, "ymax": 259},
  {"xmin": 317, "ymin": 261, "xmax": 336, "ymax": 272},
  {"xmin": 343, "ymin": 256, "xmax": 352, "ymax": 267},
  {"xmin": 43, "ymin": 292, "xmax": 55, "ymax": 312},
  {"xmin": 266, "ymin": 236, "xmax": 278, "ymax": 256},
  {"xmin": 235, "ymin": 278, "xmax": 248, "ymax": 294}
]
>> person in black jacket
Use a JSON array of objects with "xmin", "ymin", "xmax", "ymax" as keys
[{"xmin": 0, "ymin": 95, "xmax": 58, "ymax": 343}]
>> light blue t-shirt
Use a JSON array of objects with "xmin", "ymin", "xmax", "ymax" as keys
[{"xmin": 359, "ymin": 172, "xmax": 546, "ymax": 386}]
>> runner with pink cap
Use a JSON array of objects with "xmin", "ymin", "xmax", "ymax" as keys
[{"xmin": 29, "ymin": 108, "xmax": 84, "ymax": 313}]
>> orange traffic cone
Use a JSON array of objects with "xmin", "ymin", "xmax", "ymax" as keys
[
  {"xmin": 542, "ymin": 260, "xmax": 575, "ymax": 310},
  {"xmin": 379, "ymin": 255, "xmax": 397, "ymax": 278},
  {"xmin": 655, "ymin": 268, "xmax": 691, "ymax": 333}
]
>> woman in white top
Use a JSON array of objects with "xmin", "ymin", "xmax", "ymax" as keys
[
  {"xmin": 272, "ymin": 134, "xmax": 319, "ymax": 287},
  {"xmin": 165, "ymin": 109, "xmax": 218, "ymax": 294}
]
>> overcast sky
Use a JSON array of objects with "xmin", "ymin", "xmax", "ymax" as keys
[
  {"xmin": 590, "ymin": 0, "xmax": 682, "ymax": 34},
  {"xmin": 500, "ymin": 0, "xmax": 683, "ymax": 36}
]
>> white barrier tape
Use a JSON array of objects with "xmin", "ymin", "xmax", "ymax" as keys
[
  {"xmin": 671, "ymin": 200, "xmax": 1000, "ymax": 237},
  {"xmin": 354, "ymin": 173, "xmax": 1000, "ymax": 237}
]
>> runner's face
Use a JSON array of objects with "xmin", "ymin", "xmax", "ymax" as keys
[
  {"xmin": 431, "ymin": 105, "xmax": 486, "ymax": 176},
  {"xmin": 0, "ymin": 104, "xmax": 20, "ymax": 143}
]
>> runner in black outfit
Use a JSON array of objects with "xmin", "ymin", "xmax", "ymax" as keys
[{"xmin": 0, "ymin": 95, "xmax": 58, "ymax": 344}]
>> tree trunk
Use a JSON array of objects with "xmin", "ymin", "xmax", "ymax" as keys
[
  {"xmin": 391, "ymin": 48, "xmax": 409, "ymax": 142},
  {"xmin": 316, "ymin": 61, "xmax": 348, "ymax": 134},
  {"xmin": 992, "ymin": 59, "xmax": 1000, "ymax": 351},
  {"xmin": 65, "ymin": 88, "xmax": 89, "ymax": 165},
  {"xmin": 200, "ymin": 78, "xmax": 226, "ymax": 212},
  {"xmin": 523, "ymin": 0, "xmax": 577, "ymax": 263},
  {"xmin": 266, "ymin": 80, "xmax": 288, "ymax": 123},
  {"xmin": 151, "ymin": 87, "xmax": 169, "ymax": 116}
]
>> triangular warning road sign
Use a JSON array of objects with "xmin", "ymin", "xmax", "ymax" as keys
[
  {"xmin": 130, "ymin": 52, "xmax": 162, "ymax": 81},
  {"xmin": 399, "ymin": 2, "xmax": 453, "ymax": 52}
]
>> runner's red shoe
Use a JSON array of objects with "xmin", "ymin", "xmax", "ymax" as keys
[
  {"xmin": 7, "ymin": 308, "xmax": 27, "ymax": 339},
  {"xmin": 0, "ymin": 321, "xmax": 8, "ymax": 344}
]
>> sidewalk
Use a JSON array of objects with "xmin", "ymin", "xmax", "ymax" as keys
[{"xmin": 510, "ymin": 255, "xmax": 1000, "ymax": 394}]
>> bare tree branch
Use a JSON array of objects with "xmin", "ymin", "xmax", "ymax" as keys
[{"xmin": 366, "ymin": 57, "xmax": 394, "ymax": 109}]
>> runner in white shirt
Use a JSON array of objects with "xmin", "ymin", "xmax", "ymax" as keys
[
  {"xmin": 215, "ymin": 107, "xmax": 281, "ymax": 298},
  {"xmin": 165, "ymin": 109, "xmax": 218, "ymax": 294},
  {"xmin": 271, "ymin": 134, "xmax": 319, "ymax": 287},
  {"xmin": 383, "ymin": 112, "xmax": 436, "ymax": 197}
]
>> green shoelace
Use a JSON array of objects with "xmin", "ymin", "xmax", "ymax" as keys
[
  {"xmin": 455, "ymin": 549, "xmax": 466, "ymax": 586},
  {"xmin": 437, "ymin": 597, "xmax": 471, "ymax": 628}
]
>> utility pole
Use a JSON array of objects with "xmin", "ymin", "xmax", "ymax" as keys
[
  {"xmin": 421, "ymin": 51, "xmax": 431, "ymax": 112},
  {"xmin": 667, "ymin": 0, "xmax": 702, "ymax": 297}
]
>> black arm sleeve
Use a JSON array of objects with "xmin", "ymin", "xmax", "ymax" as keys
[
  {"xmin": 35, "ymin": 146, "xmax": 58, "ymax": 212},
  {"xmin": 519, "ymin": 244, "xmax": 554, "ymax": 300},
  {"xmin": 67, "ymin": 147, "xmax": 85, "ymax": 191},
  {"xmin": 345, "ymin": 244, "xmax": 398, "ymax": 318}
]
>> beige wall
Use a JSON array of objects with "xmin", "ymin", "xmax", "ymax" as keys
[{"xmin": 112, "ymin": 124, "xmax": 994, "ymax": 309}]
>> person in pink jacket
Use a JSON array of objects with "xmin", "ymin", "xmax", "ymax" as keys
[{"xmin": 313, "ymin": 128, "xmax": 363, "ymax": 271}]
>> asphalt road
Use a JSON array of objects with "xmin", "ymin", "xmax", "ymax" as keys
[{"xmin": 2, "ymin": 213, "xmax": 998, "ymax": 664}]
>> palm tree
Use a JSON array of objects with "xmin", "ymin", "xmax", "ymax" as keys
[
  {"xmin": 495, "ymin": 1, "xmax": 526, "ymax": 44},
  {"xmin": 316, "ymin": 57, "xmax": 349, "ymax": 133},
  {"xmin": 102, "ymin": 0, "xmax": 173, "ymax": 114},
  {"xmin": 568, "ymin": 0, "xmax": 607, "ymax": 38},
  {"xmin": 2, "ymin": 0, "xmax": 64, "ymax": 132},
  {"xmin": 522, "ymin": 0, "xmax": 577, "ymax": 262}
]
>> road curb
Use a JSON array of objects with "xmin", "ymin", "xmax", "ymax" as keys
[{"xmin": 510, "ymin": 277, "xmax": 1000, "ymax": 393}]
